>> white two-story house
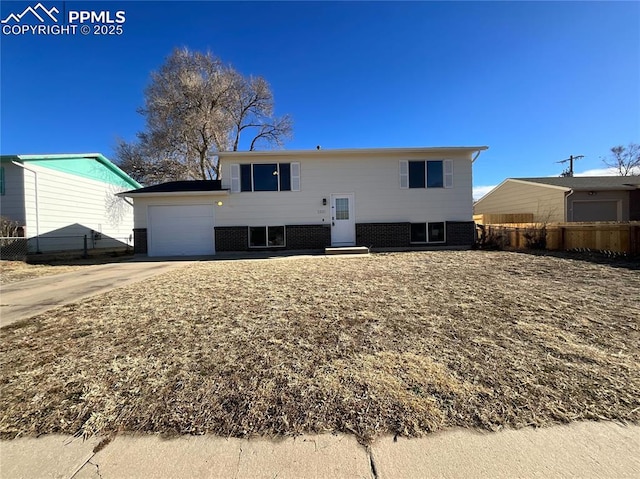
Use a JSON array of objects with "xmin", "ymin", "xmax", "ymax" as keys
[{"xmin": 119, "ymin": 146, "xmax": 488, "ymax": 256}]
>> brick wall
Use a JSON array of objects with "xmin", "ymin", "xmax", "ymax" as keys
[
  {"xmin": 356, "ymin": 223, "xmax": 410, "ymax": 248},
  {"xmin": 285, "ymin": 224, "xmax": 331, "ymax": 250},
  {"xmin": 215, "ymin": 226, "xmax": 248, "ymax": 252},
  {"xmin": 446, "ymin": 221, "xmax": 475, "ymax": 246},
  {"xmin": 133, "ymin": 228, "xmax": 147, "ymax": 254}
]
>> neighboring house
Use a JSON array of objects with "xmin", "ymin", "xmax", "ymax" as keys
[
  {"xmin": 0, "ymin": 153, "xmax": 140, "ymax": 253},
  {"xmin": 118, "ymin": 146, "xmax": 488, "ymax": 256},
  {"xmin": 474, "ymin": 176, "xmax": 640, "ymax": 223}
]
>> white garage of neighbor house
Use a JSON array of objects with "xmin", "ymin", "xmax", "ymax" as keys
[
  {"xmin": 118, "ymin": 146, "xmax": 488, "ymax": 257},
  {"xmin": 0, "ymin": 153, "xmax": 140, "ymax": 254}
]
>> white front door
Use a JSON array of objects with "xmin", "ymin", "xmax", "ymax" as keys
[{"xmin": 331, "ymin": 194, "xmax": 356, "ymax": 246}]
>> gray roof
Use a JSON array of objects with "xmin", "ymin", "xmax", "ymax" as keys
[{"xmin": 516, "ymin": 176, "xmax": 640, "ymax": 190}]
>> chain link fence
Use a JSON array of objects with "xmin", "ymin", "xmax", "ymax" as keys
[
  {"xmin": 1, "ymin": 235, "xmax": 133, "ymax": 260},
  {"xmin": 0, "ymin": 237, "xmax": 28, "ymax": 260}
]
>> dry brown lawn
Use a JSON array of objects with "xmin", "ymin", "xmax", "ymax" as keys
[
  {"xmin": 0, "ymin": 261, "xmax": 84, "ymax": 284},
  {"xmin": 1, "ymin": 251, "xmax": 638, "ymax": 443}
]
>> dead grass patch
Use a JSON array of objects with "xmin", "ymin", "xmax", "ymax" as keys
[
  {"xmin": 0, "ymin": 251, "xmax": 638, "ymax": 443},
  {"xmin": 0, "ymin": 261, "xmax": 85, "ymax": 284}
]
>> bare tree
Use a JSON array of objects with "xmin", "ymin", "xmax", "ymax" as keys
[
  {"xmin": 117, "ymin": 48, "xmax": 292, "ymax": 184},
  {"xmin": 602, "ymin": 143, "xmax": 640, "ymax": 176}
]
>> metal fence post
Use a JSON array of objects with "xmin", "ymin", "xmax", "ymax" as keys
[{"xmin": 83, "ymin": 235, "xmax": 88, "ymax": 258}]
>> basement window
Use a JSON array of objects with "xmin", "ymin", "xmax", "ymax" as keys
[
  {"xmin": 410, "ymin": 222, "xmax": 446, "ymax": 243},
  {"xmin": 249, "ymin": 226, "xmax": 286, "ymax": 248}
]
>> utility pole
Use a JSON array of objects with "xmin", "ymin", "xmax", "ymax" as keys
[{"xmin": 557, "ymin": 155, "xmax": 584, "ymax": 177}]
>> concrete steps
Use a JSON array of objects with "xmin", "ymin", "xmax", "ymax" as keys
[{"xmin": 324, "ymin": 246, "xmax": 370, "ymax": 255}]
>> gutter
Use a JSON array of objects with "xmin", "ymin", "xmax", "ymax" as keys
[{"xmin": 11, "ymin": 161, "xmax": 41, "ymax": 253}]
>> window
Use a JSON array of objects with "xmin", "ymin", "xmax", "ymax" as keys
[
  {"xmin": 426, "ymin": 161, "xmax": 444, "ymax": 188},
  {"xmin": 410, "ymin": 223, "xmax": 427, "ymax": 243},
  {"xmin": 335, "ymin": 198, "xmax": 349, "ymax": 220},
  {"xmin": 400, "ymin": 160, "xmax": 453, "ymax": 189},
  {"xmin": 249, "ymin": 226, "xmax": 285, "ymax": 247},
  {"xmin": 0, "ymin": 167, "xmax": 4, "ymax": 195},
  {"xmin": 231, "ymin": 162, "xmax": 300, "ymax": 192},
  {"xmin": 253, "ymin": 164, "xmax": 278, "ymax": 191},
  {"xmin": 410, "ymin": 222, "xmax": 446, "ymax": 243},
  {"xmin": 408, "ymin": 161, "xmax": 425, "ymax": 188},
  {"xmin": 240, "ymin": 164, "xmax": 252, "ymax": 192},
  {"xmin": 428, "ymin": 222, "xmax": 445, "ymax": 242}
]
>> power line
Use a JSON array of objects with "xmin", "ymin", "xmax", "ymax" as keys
[{"xmin": 556, "ymin": 155, "xmax": 584, "ymax": 177}]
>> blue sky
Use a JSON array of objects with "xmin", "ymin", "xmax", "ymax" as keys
[{"xmin": 1, "ymin": 1, "xmax": 638, "ymax": 198}]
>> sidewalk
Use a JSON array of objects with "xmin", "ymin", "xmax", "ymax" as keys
[{"xmin": 1, "ymin": 421, "xmax": 638, "ymax": 478}]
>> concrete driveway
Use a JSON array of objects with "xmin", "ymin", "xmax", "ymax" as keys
[{"xmin": 0, "ymin": 259, "xmax": 195, "ymax": 328}]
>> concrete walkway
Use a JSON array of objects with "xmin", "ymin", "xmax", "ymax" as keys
[
  {"xmin": 0, "ymin": 260, "xmax": 194, "ymax": 328},
  {"xmin": 0, "ymin": 421, "xmax": 637, "ymax": 478}
]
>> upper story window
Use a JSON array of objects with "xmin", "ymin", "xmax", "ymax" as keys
[
  {"xmin": 400, "ymin": 160, "xmax": 453, "ymax": 189},
  {"xmin": 0, "ymin": 166, "xmax": 4, "ymax": 195},
  {"xmin": 231, "ymin": 162, "xmax": 300, "ymax": 192}
]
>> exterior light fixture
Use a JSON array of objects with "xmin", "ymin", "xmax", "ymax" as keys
[
  {"xmin": 217, "ymin": 201, "xmax": 223, "ymax": 206},
  {"xmin": 322, "ymin": 198, "xmax": 327, "ymax": 205}
]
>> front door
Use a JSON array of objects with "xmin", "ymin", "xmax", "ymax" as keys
[{"xmin": 331, "ymin": 194, "xmax": 356, "ymax": 246}]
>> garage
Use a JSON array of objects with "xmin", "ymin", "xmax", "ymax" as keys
[
  {"xmin": 148, "ymin": 204, "xmax": 215, "ymax": 256},
  {"xmin": 572, "ymin": 200, "xmax": 619, "ymax": 222}
]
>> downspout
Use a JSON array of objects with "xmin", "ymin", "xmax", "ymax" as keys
[
  {"xmin": 12, "ymin": 161, "xmax": 40, "ymax": 253},
  {"xmin": 565, "ymin": 189, "xmax": 574, "ymax": 222},
  {"xmin": 471, "ymin": 150, "xmax": 483, "ymax": 163}
]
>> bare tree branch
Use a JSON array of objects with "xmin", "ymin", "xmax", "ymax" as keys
[
  {"xmin": 602, "ymin": 143, "xmax": 640, "ymax": 176},
  {"xmin": 117, "ymin": 48, "xmax": 293, "ymax": 184}
]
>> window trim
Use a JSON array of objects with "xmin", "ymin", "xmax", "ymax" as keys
[
  {"xmin": 248, "ymin": 225, "xmax": 287, "ymax": 248},
  {"xmin": 409, "ymin": 222, "xmax": 447, "ymax": 244}
]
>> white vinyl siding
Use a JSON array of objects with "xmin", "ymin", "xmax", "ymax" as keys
[
  {"xmin": 19, "ymin": 162, "xmax": 134, "ymax": 251},
  {"xmin": 214, "ymin": 151, "xmax": 474, "ymax": 227},
  {"xmin": 474, "ymin": 180, "xmax": 566, "ymax": 223}
]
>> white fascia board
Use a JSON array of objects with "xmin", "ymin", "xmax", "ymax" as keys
[
  {"xmin": 217, "ymin": 146, "xmax": 489, "ymax": 160},
  {"xmin": 116, "ymin": 190, "xmax": 230, "ymax": 198}
]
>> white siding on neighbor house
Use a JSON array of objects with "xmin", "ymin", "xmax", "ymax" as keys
[
  {"xmin": 474, "ymin": 180, "xmax": 566, "ymax": 223},
  {"xmin": 214, "ymin": 151, "xmax": 474, "ymax": 227},
  {"xmin": 0, "ymin": 163, "xmax": 26, "ymax": 224},
  {"xmin": 21, "ymin": 162, "xmax": 134, "ymax": 251}
]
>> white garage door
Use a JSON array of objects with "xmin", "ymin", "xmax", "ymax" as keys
[
  {"xmin": 148, "ymin": 204, "xmax": 215, "ymax": 256},
  {"xmin": 572, "ymin": 201, "xmax": 619, "ymax": 222}
]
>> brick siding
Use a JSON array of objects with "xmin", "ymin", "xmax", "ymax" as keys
[
  {"xmin": 356, "ymin": 223, "xmax": 411, "ymax": 248},
  {"xmin": 133, "ymin": 228, "xmax": 147, "ymax": 254},
  {"xmin": 215, "ymin": 226, "xmax": 248, "ymax": 252},
  {"xmin": 285, "ymin": 224, "xmax": 331, "ymax": 250},
  {"xmin": 445, "ymin": 221, "xmax": 476, "ymax": 246}
]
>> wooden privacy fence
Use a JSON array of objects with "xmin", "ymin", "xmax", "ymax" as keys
[{"xmin": 478, "ymin": 222, "xmax": 640, "ymax": 255}]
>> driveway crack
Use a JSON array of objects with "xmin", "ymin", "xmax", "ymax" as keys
[{"xmin": 367, "ymin": 446, "xmax": 379, "ymax": 479}]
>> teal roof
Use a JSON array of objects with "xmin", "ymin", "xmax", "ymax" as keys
[{"xmin": 0, "ymin": 153, "xmax": 141, "ymax": 189}]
